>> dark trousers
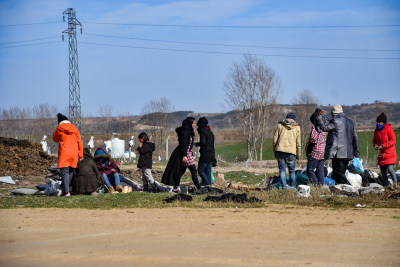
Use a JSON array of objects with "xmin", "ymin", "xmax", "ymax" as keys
[
  {"xmin": 331, "ymin": 159, "xmax": 350, "ymax": 184},
  {"xmin": 198, "ymin": 161, "xmax": 213, "ymax": 186},
  {"xmin": 60, "ymin": 167, "xmax": 75, "ymax": 194},
  {"xmin": 307, "ymin": 156, "xmax": 325, "ymax": 185},
  {"xmin": 181, "ymin": 164, "xmax": 201, "ymax": 189}
]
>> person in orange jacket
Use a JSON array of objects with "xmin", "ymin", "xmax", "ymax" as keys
[{"xmin": 53, "ymin": 113, "xmax": 84, "ymax": 196}]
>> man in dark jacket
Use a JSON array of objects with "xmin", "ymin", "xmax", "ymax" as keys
[
  {"xmin": 317, "ymin": 104, "xmax": 360, "ymax": 184},
  {"xmin": 195, "ymin": 117, "xmax": 216, "ymax": 187},
  {"xmin": 72, "ymin": 148, "xmax": 104, "ymax": 195},
  {"xmin": 94, "ymin": 147, "xmax": 122, "ymax": 193}
]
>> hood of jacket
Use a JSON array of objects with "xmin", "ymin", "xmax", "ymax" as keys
[
  {"xmin": 93, "ymin": 147, "xmax": 111, "ymax": 161},
  {"xmin": 197, "ymin": 117, "xmax": 208, "ymax": 133},
  {"xmin": 175, "ymin": 126, "xmax": 195, "ymax": 136},
  {"xmin": 146, "ymin": 142, "xmax": 156, "ymax": 151},
  {"xmin": 57, "ymin": 122, "xmax": 79, "ymax": 135},
  {"xmin": 279, "ymin": 120, "xmax": 300, "ymax": 130},
  {"xmin": 83, "ymin": 148, "xmax": 93, "ymax": 159}
]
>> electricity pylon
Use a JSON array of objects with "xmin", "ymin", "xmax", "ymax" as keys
[{"xmin": 62, "ymin": 8, "xmax": 82, "ymax": 132}]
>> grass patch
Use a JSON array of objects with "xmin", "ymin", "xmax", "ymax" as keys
[
  {"xmin": 224, "ymin": 171, "xmax": 278, "ymax": 185},
  {"xmin": 1, "ymin": 186, "xmax": 398, "ymax": 210}
]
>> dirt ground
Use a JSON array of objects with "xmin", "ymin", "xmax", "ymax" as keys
[{"xmin": 0, "ymin": 206, "xmax": 399, "ymax": 266}]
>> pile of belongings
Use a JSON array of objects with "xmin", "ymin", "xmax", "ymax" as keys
[
  {"xmin": 163, "ymin": 193, "xmax": 193, "ymax": 203},
  {"xmin": 45, "ymin": 163, "xmax": 60, "ymax": 178},
  {"xmin": 204, "ymin": 193, "xmax": 262, "ymax": 203},
  {"xmin": 328, "ymin": 183, "xmax": 384, "ymax": 197},
  {"xmin": 0, "ymin": 136, "xmax": 57, "ymax": 176}
]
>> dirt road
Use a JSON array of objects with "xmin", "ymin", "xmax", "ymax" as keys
[{"xmin": 1, "ymin": 206, "xmax": 399, "ymax": 266}]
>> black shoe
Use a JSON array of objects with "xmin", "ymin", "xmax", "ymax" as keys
[
  {"xmin": 143, "ymin": 185, "xmax": 149, "ymax": 192},
  {"xmin": 150, "ymin": 182, "xmax": 160, "ymax": 193}
]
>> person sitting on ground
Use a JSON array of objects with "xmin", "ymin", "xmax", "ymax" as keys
[
  {"xmin": 94, "ymin": 147, "xmax": 122, "ymax": 193},
  {"xmin": 195, "ymin": 117, "xmax": 216, "ymax": 189},
  {"xmin": 305, "ymin": 108, "xmax": 328, "ymax": 186},
  {"xmin": 373, "ymin": 112, "xmax": 397, "ymax": 187},
  {"xmin": 136, "ymin": 132, "xmax": 158, "ymax": 192},
  {"xmin": 273, "ymin": 112, "xmax": 301, "ymax": 189},
  {"xmin": 162, "ymin": 117, "xmax": 202, "ymax": 192},
  {"xmin": 317, "ymin": 104, "xmax": 360, "ymax": 185},
  {"xmin": 53, "ymin": 113, "xmax": 83, "ymax": 196},
  {"xmin": 72, "ymin": 148, "xmax": 104, "ymax": 195}
]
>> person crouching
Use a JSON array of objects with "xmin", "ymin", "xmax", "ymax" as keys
[
  {"xmin": 136, "ymin": 132, "xmax": 158, "ymax": 192},
  {"xmin": 94, "ymin": 147, "xmax": 122, "ymax": 193}
]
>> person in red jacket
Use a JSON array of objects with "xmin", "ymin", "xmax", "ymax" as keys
[
  {"xmin": 373, "ymin": 112, "xmax": 397, "ymax": 186},
  {"xmin": 53, "ymin": 113, "xmax": 84, "ymax": 196},
  {"xmin": 93, "ymin": 147, "xmax": 122, "ymax": 193}
]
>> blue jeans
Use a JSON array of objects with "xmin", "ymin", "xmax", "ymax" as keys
[
  {"xmin": 102, "ymin": 172, "xmax": 121, "ymax": 188},
  {"xmin": 276, "ymin": 151, "xmax": 296, "ymax": 189},
  {"xmin": 307, "ymin": 156, "xmax": 325, "ymax": 185},
  {"xmin": 198, "ymin": 161, "xmax": 213, "ymax": 186}
]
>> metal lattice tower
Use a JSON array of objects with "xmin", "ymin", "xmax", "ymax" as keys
[{"xmin": 62, "ymin": 8, "xmax": 82, "ymax": 132}]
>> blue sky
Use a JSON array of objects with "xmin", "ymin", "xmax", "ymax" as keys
[{"xmin": 0, "ymin": 0, "xmax": 399, "ymax": 116}]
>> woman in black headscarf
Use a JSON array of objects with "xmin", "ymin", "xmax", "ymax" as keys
[{"xmin": 161, "ymin": 117, "xmax": 202, "ymax": 191}]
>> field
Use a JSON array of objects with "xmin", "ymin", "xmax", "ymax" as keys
[{"xmin": 215, "ymin": 130, "xmax": 400, "ymax": 165}]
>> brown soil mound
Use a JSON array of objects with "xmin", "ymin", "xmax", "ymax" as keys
[{"xmin": 0, "ymin": 136, "xmax": 57, "ymax": 176}]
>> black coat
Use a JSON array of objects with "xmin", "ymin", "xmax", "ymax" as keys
[
  {"xmin": 137, "ymin": 142, "xmax": 155, "ymax": 169},
  {"xmin": 317, "ymin": 113, "xmax": 360, "ymax": 160},
  {"xmin": 72, "ymin": 148, "xmax": 104, "ymax": 194},
  {"xmin": 161, "ymin": 125, "xmax": 194, "ymax": 186},
  {"xmin": 161, "ymin": 147, "xmax": 182, "ymax": 186},
  {"xmin": 176, "ymin": 126, "xmax": 194, "ymax": 157},
  {"xmin": 196, "ymin": 130, "xmax": 216, "ymax": 163}
]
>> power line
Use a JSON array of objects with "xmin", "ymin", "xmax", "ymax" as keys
[
  {"xmin": 0, "ymin": 22, "xmax": 63, "ymax": 27},
  {"xmin": 0, "ymin": 36, "xmax": 60, "ymax": 45},
  {"xmin": 79, "ymin": 41, "xmax": 400, "ymax": 60},
  {"xmin": 81, "ymin": 21, "xmax": 400, "ymax": 28},
  {"xmin": 0, "ymin": 41, "xmax": 61, "ymax": 49},
  {"xmin": 83, "ymin": 33, "xmax": 400, "ymax": 52}
]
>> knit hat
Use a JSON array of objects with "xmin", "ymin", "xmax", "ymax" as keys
[
  {"xmin": 331, "ymin": 105, "xmax": 343, "ymax": 116},
  {"xmin": 286, "ymin": 112, "xmax": 296, "ymax": 121},
  {"xmin": 376, "ymin": 112, "xmax": 387, "ymax": 124},
  {"xmin": 197, "ymin": 117, "xmax": 208, "ymax": 133},
  {"xmin": 57, "ymin": 113, "xmax": 68, "ymax": 124}
]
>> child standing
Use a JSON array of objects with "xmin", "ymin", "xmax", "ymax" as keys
[{"xmin": 137, "ymin": 132, "xmax": 158, "ymax": 192}]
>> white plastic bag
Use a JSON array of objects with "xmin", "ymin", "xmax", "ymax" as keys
[{"xmin": 345, "ymin": 170, "xmax": 362, "ymax": 188}]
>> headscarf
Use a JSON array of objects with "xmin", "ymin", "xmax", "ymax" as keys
[
  {"xmin": 197, "ymin": 117, "xmax": 208, "ymax": 133},
  {"xmin": 182, "ymin": 117, "xmax": 195, "ymax": 137},
  {"xmin": 310, "ymin": 107, "xmax": 329, "ymax": 133}
]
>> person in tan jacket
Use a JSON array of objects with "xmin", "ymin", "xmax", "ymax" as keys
[{"xmin": 273, "ymin": 112, "xmax": 301, "ymax": 189}]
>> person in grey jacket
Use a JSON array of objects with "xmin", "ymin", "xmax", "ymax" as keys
[{"xmin": 317, "ymin": 104, "xmax": 360, "ymax": 184}]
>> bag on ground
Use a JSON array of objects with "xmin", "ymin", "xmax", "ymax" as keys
[{"xmin": 348, "ymin": 158, "xmax": 364, "ymax": 174}]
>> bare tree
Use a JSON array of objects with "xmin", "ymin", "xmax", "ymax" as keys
[
  {"xmin": 141, "ymin": 97, "xmax": 175, "ymax": 151},
  {"xmin": 98, "ymin": 104, "xmax": 114, "ymax": 134},
  {"xmin": 223, "ymin": 54, "xmax": 282, "ymax": 161},
  {"xmin": 291, "ymin": 89, "xmax": 319, "ymax": 160}
]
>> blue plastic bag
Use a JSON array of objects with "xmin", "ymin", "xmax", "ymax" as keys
[
  {"xmin": 324, "ymin": 177, "xmax": 335, "ymax": 186},
  {"xmin": 348, "ymin": 158, "xmax": 364, "ymax": 174}
]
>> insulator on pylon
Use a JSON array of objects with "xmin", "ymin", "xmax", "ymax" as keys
[
  {"xmin": 62, "ymin": 35, "xmax": 64, "ymax": 41},
  {"xmin": 81, "ymin": 28, "xmax": 82, "ymax": 34},
  {"xmin": 63, "ymin": 15, "xmax": 65, "ymax": 22}
]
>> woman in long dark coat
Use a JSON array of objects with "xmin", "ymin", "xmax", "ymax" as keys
[
  {"xmin": 162, "ymin": 117, "xmax": 201, "ymax": 191},
  {"xmin": 72, "ymin": 148, "xmax": 104, "ymax": 194}
]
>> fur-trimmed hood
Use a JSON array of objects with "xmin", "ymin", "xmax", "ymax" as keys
[{"xmin": 93, "ymin": 147, "xmax": 111, "ymax": 161}]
